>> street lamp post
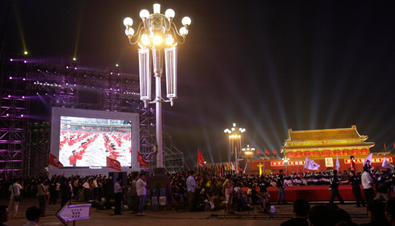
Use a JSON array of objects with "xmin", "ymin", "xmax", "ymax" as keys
[
  {"xmin": 224, "ymin": 123, "xmax": 246, "ymax": 174},
  {"xmin": 242, "ymin": 144, "xmax": 255, "ymax": 176},
  {"xmin": 123, "ymin": 4, "xmax": 191, "ymax": 168},
  {"xmin": 282, "ymin": 156, "xmax": 289, "ymax": 175}
]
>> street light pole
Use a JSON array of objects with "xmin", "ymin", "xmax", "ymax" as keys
[
  {"xmin": 123, "ymin": 4, "xmax": 191, "ymax": 168},
  {"xmin": 224, "ymin": 123, "xmax": 246, "ymax": 174},
  {"xmin": 282, "ymin": 156, "xmax": 289, "ymax": 175},
  {"xmin": 242, "ymin": 144, "xmax": 255, "ymax": 176}
]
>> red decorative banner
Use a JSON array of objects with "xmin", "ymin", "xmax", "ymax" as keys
[
  {"xmin": 344, "ymin": 157, "xmax": 393, "ymax": 164},
  {"xmin": 270, "ymin": 161, "xmax": 305, "ymax": 167}
]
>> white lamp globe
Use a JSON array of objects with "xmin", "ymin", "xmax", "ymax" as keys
[
  {"xmin": 179, "ymin": 27, "xmax": 188, "ymax": 35},
  {"xmin": 140, "ymin": 9, "xmax": 150, "ymax": 19},
  {"xmin": 165, "ymin": 9, "xmax": 175, "ymax": 18},
  {"xmin": 181, "ymin": 16, "xmax": 191, "ymax": 25},
  {"xmin": 123, "ymin": 17, "xmax": 133, "ymax": 26}
]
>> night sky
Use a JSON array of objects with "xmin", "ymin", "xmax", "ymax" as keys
[{"xmin": 1, "ymin": 0, "xmax": 395, "ymax": 169}]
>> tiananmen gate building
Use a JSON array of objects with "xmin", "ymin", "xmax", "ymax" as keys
[{"xmin": 249, "ymin": 125, "xmax": 394, "ymax": 174}]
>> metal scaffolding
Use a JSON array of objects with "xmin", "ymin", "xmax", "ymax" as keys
[
  {"xmin": 0, "ymin": 59, "xmax": 184, "ymax": 177},
  {"xmin": 0, "ymin": 61, "xmax": 29, "ymax": 179}
]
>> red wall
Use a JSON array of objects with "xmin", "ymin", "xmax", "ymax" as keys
[{"xmin": 247, "ymin": 155, "xmax": 394, "ymax": 175}]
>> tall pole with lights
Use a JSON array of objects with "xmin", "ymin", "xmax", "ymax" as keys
[
  {"xmin": 123, "ymin": 4, "xmax": 191, "ymax": 168},
  {"xmin": 224, "ymin": 123, "xmax": 245, "ymax": 174},
  {"xmin": 282, "ymin": 156, "xmax": 289, "ymax": 175},
  {"xmin": 242, "ymin": 144, "xmax": 255, "ymax": 176}
]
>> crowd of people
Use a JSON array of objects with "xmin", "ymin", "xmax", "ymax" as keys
[{"xmin": 1, "ymin": 156, "xmax": 395, "ymax": 225}]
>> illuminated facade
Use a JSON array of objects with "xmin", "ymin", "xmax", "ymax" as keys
[{"xmin": 281, "ymin": 125, "xmax": 375, "ymax": 159}]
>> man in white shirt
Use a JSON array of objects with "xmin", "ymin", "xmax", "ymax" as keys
[
  {"xmin": 8, "ymin": 179, "xmax": 23, "ymax": 218},
  {"xmin": 186, "ymin": 171, "xmax": 198, "ymax": 212},
  {"xmin": 362, "ymin": 166, "xmax": 374, "ymax": 202},
  {"xmin": 136, "ymin": 173, "xmax": 147, "ymax": 216}
]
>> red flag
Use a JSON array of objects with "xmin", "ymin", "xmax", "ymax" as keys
[
  {"xmin": 49, "ymin": 153, "xmax": 63, "ymax": 168},
  {"xmin": 265, "ymin": 149, "xmax": 269, "ymax": 155},
  {"xmin": 273, "ymin": 149, "xmax": 277, "ymax": 155},
  {"xmin": 137, "ymin": 152, "xmax": 148, "ymax": 167},
  {"xmin": 106, "ymin": 156, "xmax": 121, "ymax": 171},
  {"xmin": 198, "ymin": 150, "xmax": 205, "ymax": 167},
  {"xmin": 256, "ymin": 150, "xmax": 261, "ymax": 155},
  {"xmin": 238, "ymin": 165, "xmax": 243, "ymax": 173}
]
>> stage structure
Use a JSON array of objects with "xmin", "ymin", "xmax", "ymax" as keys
[
  {"xmin": 0, "ymin": 59, "xmax": 185, "ymax": 178},
  {"xmin": 0, "ymin": 61, "xmax": 30, "ymax": 179}
]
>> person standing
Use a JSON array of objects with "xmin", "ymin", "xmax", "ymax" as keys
[
  {"xmin": 60, "ymin": 178, "xmax": 72, "ymax": 207},
  {"xmin": 375, "ymin": 171, "xmax": 390, "ymax": 201},
  {"xmin": 36, "ymin": 180, "xmax": 47, "ymax": 217},
  {"xmin": 136, "ymin": 173, "xmax": 147, "ymax": 216},
  {"xmin": 186, "ymin": 171, "xmax": 198, "ymax": 212},
  {"xmin": 344, "ymin": 171, "xmax": 365, "ymax": 207},
  {"xmin": 69, "ymin": 150, "xmax": 78, "ymax": 167},
  {"xmin": 277, "ymin": 170, "xmax": 286, "ymax": 204},
  {"xmin": 329, "ymin": 170, "xmax": 345, "ymax": 204},
  {"xmin": 113, "ymin": 177, "xmax": 124, "ymax": 215},
  {"xmin": 48, "ymin": 179, "xmax": 57, "ymax": 205},
  {"xmin": 8, "ymin": 179, "xmax": 23, "ymax": 218},
  {"xmin": 350, "ymin": 156, "xmax": 357, "ymax": 173},
  {"xmin": 362, "ymin": 166, "xmax": 375, "ymax": 203},
  {"xmin": 222, "ymin": 174, "xmax": 234, "ymax": 213},
  {"xmin": 130, "ymin": 174, "xmax": 138, "ymax": 213}
]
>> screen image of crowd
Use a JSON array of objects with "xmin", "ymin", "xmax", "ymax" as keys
[
  {"xmin": 58, "ymin": 116, "xmax": 132, "ymax": 167},
  {"xmin": 3, "ymin": 167, "xmax": 395, "ymax": 226}
]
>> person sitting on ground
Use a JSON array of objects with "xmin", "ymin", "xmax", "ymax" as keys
[
  {"xmin": 280, "ymin": 199, "xmax": 310, "ymax": 226},
  {"xmin": 360, "ymin": 200, "xmax": 391, "ymax": 226},
  {"xmin": 22, "ymin": 206, "xmax": 41, "ymax": 226},
  {"xmin": 0, "ymin": 205, "xmax": 9, "ymax": 226},
  {"xmin": 234, "ymin": 182, "xmax": 248, "ymax": 211},
  {"xmin": 385, "ymin": 198, "xmax": 395, "ymax": 226},
  {"xmin": 250, "ymin": 184, "xmax": 267, "ymax": 213}
]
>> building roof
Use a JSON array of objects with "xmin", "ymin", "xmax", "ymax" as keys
[
  {"xmin": 282, "ymin": 143, "xmax": 375, "ymax": 151},
  {"xmin": 285, "ymin": 125, "xmax": 368, "ymax": 142}
]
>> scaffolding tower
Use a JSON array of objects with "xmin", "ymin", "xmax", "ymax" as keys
[
  {"xmin": 1, "ymin": 59, "xmax": 184, "ymax": 177},
  {"xmin": 0, "ymin": 61, "xmax": 29, "ymax": 179}
]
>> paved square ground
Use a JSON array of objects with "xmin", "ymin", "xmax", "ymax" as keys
[{"xmin": 0, "ymin": 198, "xmax": 371, "ymax": 226}]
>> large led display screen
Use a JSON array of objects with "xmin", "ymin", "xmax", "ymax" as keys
[
  {"xmin": 59, "ymin": 116, "xmax": 132, "ymax": 167},
  {"xmin": 50, "ymin": 107, "xmax": 139, "ymax": 176}
]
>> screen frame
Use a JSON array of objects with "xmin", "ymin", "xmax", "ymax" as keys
[{"xmin": 49, "ymin": 107, "xmax": 140, "ymax": 177}]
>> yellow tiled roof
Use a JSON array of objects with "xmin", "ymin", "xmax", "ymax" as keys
[{"xmin": 286, "ymin": 125, "xmax": 367, "ymax": 142}]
